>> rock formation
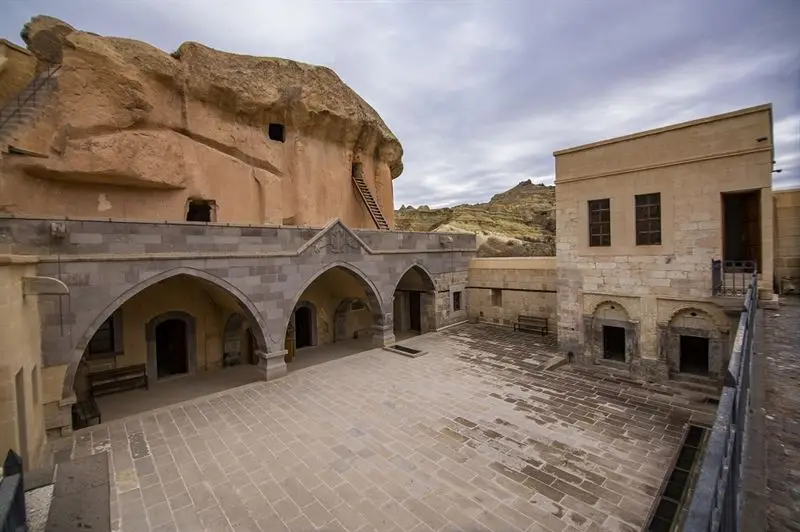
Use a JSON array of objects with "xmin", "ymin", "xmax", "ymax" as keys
[
  {"xmin": 1, "ymin": 15, "xmax": 402, "ymax": 228},
  {"xmin": 394, "ymin": 180, "xmax": 556, "ymax": 257}
]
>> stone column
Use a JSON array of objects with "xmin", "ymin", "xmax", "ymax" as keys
[
  {"xmin": 257, "ymin": 350, "xmax": 287, "ymax": 380},
  {"xmin": 372, "ymin": 323, "xmax": 395, "ymax": 347}
]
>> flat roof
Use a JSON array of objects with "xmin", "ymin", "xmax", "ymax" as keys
[{"xmin": 553, "ymin": 103, "xmax": 773, "ymax": 156}]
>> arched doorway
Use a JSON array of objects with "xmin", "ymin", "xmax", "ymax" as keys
[
  {"xmin": 392, "ymin": 264, "xmax": 437, "ymax": 337},
  {"xmin": 155, "ymin": 319, "xmax": 189, "ymax": 378},
  {"xmin": 295, "ymin": 306, "xmax": 313, "ymax": 348},
  {"xmin": 146, "ymin": 311, "xmax": 196, "ymax": 381},
  {"xmin": 283, "ymin": 263, "xmax": 386, "ymax": 369}
]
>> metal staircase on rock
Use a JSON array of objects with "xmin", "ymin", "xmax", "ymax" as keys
[
  {"xmin": 0, "ymin": 64, "xmax": 61, "ymax": 145},
  {"xmin": 352, "ymin": 164, "xmax": 390, "ymax": 230}
]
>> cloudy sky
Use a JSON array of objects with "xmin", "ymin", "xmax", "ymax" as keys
[{"xmin": 2, "ymin": 0, "xmax": 798, "ymax": 208}]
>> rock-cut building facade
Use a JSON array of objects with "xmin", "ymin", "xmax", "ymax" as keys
[{"xmin": 0, "ymin": 16, "xmax": 475, "ymax": 465}]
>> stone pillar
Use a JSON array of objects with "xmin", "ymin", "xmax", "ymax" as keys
[
  {"xmin": 372, "ymin": 323, "xmax": 395, "ymax": 347},
  {"xmin": 257, "ymin": 350, "xmax": 287, "ymax": 380}
]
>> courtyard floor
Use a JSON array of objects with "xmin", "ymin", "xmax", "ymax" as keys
[{"xmin": 64, "ymin": 324, "xmax": 698, "ymax": 532}]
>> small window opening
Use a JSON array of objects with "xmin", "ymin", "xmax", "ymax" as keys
[
  {"xmin": 351, "ymin": 300, "xmax": 366, "ymax": 311},
  {"xmin": 679, "ymin": 335, "xmax": 709, "ymax": 375},
  {"xmin": 491, "ymin": 289, "xmax": 502, "ymax": 307},
  {"xmin": 602, "ymin": 326, "xmax": 626, "ymax": 361},
  {"xmin": 186, "ymin": 199, "xmax": 214, "ymax": 222},
  {"xmin": 267, "ymin": 123, "xmax": 285, "ymax": 142},
  {"xmin": 453, "ymin": 291, "xmax": 462, "ymax": 312},
  {"xmin": 351, "ymin": 162, "xmax": 362, "ymax": 178}
]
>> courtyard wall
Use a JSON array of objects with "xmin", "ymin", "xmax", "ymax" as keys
[{"xmin": 774, "ymin": 188, "xmax": 800, "ymax": 293}]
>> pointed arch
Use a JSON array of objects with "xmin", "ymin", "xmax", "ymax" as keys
[
  {"xmin": 62, "ymin": 267, "xmax": 268, "ymax": 399},
  {"xmin": 282, "ymin": 261, "xmax": 386, "ymax": 345}
]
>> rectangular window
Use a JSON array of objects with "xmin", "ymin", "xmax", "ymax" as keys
[
  {"xmin": 491, "ymin": 289, "xmax": 502, "ymax": 307},
  {"xmin": 87, "ymin": 316, "xmax": 115, "ymax": 357},
  {"xmin": 588, "ymin": 199, "xmax": 611, "ymax": 247},
  {"xmin": 453, "ymin": 291, "xmax": 462, "ymax": 312},
  {"xmin": 635, "ymin": 193, "xmax": 662, "ymax": 245}
]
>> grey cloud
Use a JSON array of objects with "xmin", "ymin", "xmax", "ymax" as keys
[{"xmin": 1, "ymin": 0, "xmax": 798, "ymax": 208}]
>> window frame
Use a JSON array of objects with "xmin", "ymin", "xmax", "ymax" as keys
[
  {"xmin": 635, "ymin": 192, "xmax": 662, "ymax": 246},
  {"xmin": 87, "ymin": 316, "xmax": 116, "ymax": 359},
  {"xmin": 588, "ymin": 198, "xmax": 611, "ymax": 247},
  {"xmin": 452, "ymin": 291, "xmax": 462, "ymax": 312}
]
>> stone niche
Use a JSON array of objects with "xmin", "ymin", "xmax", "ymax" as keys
[
  {"xmin": 581, "ymin": 301, "xmax": 639, "ymax": 369},
  {"xmin": 659, "ymin": 308, "xmax": 727, "ymax": 380}
]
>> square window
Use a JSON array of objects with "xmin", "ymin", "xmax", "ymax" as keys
[{"xmin": 267, "ymin": 123, "xmax": 285, "ymax": 142}]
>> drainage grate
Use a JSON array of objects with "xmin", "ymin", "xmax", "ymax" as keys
[
  {"xmin": 393, "ymin": 345, "xmax": 422, "ymax": 355},
  {"xmin": 647, "ymin": 425, "xmax": 708, "ymax": 531},
  {"xmin": 383, "ymin": 344, "xmax": 427, "ymax": 358}
]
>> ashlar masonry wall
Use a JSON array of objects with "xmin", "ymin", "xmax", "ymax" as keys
[{"xmin": 554, "ymin": 104, "xmax": 775, "ymax": 380}]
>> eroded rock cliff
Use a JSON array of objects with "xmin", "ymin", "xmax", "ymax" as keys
[
  {"xmin": 395, "ymin": 180, "xmax": 555, "ymax": 257},
  {"xmin": 2, "ymin": 15, "xmax": 401, "ymax": 227}
]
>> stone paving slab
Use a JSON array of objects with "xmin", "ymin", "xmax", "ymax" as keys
[
  {"xmin": 762, "ymin": 297, "xmax": 800, "ymax": 531},
  {"xmin": 63, "ymin": 324, "xmax": 692, "ymax": 532}
]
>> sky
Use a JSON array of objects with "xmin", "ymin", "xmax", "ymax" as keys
[{"xmin": 2, "ymin": 0, "xmax": 798, "ymax": 208}]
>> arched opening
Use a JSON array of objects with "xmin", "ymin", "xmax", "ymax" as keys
[
  {"xmin": 154, "ymin": 317, "xmax": 190, "ymax": 378},
  {"xmin": 663, "ymin": 308, "xmax": 726, "ymax": 379},
  {"xmin": 283, "ymin": 264, "xmax": 385, "ymax": 371},
  {"xmin": 392, "ymin": 264, "xmax": 436, "ymax": 339},
  {"xmin": 584, "ymin": 300, "xmax": 637, "ymax": 366},
  {"xmin": 71, "ymin": 270, "xmax": 268, "ymax": 425}
]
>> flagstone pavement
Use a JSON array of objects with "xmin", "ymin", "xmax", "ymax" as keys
[{"xmin": 64, "ymin": 324, "xmax": 697, "ymax": 532}]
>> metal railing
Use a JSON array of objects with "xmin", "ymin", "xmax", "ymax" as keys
[
  {"xmin": 0, "ymin": 62, "xmax": 61, "ymax": 132},
  {"xmin": 0, "ymin": 450, "xmax": 25, "ymax": 532},
  {"xmin": 682, "ymin": 272, "xmax": 758, "ymax": 532},
  {"xmin": 712, "ymin": 259, "xmax": 757, "ymax": 297}
]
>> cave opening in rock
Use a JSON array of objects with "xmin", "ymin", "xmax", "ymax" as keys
[
  {"xmin": 268, "ymin": 123, "xmax": 285, "ymax": 142},
  {"xmin": 186, "ymin": 199, "xmax": 214, "ymax": 222}
]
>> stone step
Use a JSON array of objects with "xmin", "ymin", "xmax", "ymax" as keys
[{"xmin": 44, "ymin": 452, "xmax": 111, "ymax": 532}]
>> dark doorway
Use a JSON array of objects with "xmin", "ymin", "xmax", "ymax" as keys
[
  {"xmin": 155, "ymin": 319, "xmax": 189, "ymax": 378},
  {"xmin": 409, "ymin": 292, "xmax": 422, "ymax": 332},
  {"xmin": 722, "ymin": 190, "xmax": 761, "ymax": 272},
  {"xmin": 679, "ymin": 335, "xmax": 709, "ymax": 375},
  {"xmin": 602, "ymin": 326, "xmax": 626, "ymax": 361},
  {"xmin": 246, "ymin": 329, "xmax": 257, "ymax": 365},
  {"xmin": 295, "ymin": 307, "xmax": 313, "ymax": 349}
]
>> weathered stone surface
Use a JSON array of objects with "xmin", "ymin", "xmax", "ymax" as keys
[{"xmin": 5, "ymin": 15, "xmax": 402, "ymax": 228}]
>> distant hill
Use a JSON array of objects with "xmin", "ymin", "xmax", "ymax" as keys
[{"xmin": 394, "ymin": 179, "xmax": 555, "ymax": 257}]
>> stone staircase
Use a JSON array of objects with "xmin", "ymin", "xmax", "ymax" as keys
[
  {"xmin": 0, "ymin": 64, "xmax": 61, "ymax": 146},
  {"xmin": 351, "ymin": 164, "xmax": 390, "ymax": 230}
]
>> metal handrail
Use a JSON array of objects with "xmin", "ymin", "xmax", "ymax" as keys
[
  {"xmin": 0, "ymin": 62, "xmax": 61, "ymax": 132},
  {"xmin": 682, "ymin": 272, "xmax": 758, "ymax": 531}
]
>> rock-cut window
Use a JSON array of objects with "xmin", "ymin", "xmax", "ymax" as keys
[
  {"xmin": 268, "ymin": 123, "xmax": 285, "ymax": 142},
  {"xmin": 186, "ymin": 199, "xmax": 216, "ymax": 222}
]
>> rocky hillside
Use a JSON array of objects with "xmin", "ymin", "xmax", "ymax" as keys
[{"xmin": 395, "ymin": 179, "xmax": 555, "ymax": 257}]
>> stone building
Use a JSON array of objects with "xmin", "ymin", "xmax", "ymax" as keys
[
  {"xmin": 774, "ymin": 188, "xmax": 800, "ymax": 294},
  {"xmin": 553, "ymin": 104, "xmax": 778, "ymax": 382},
  {"xmin": 0, "ymin": 16, "xmax": 474, "ymax": 468}
]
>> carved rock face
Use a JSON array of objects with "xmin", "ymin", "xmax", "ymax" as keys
[{"xmin": 21, "ymin": 15, "xmax": 75, "ymax": 64}]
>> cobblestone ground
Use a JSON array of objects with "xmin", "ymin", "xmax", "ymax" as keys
[
  {"xmin": 66, "ymin": 324, "xmax": 695, "ymax": 532},
  {"xmin": 763, "ymin": 297, "xmax": 800, "ymax": 531}
]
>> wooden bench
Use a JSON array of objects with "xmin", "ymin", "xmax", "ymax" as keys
[
  {"xmin": 88, "ymin": 364, "xmax": 148, "ymax": 397},
  {"xmin": 72, "ymin": 396, "xmax": 101, "ymax": 429},
  {"xmin": 513, "ymin": 315, "xmax": 548, "ymax": 336}
]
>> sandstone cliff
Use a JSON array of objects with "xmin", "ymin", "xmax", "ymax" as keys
[
  {"xmin": 395, "ymin": 180, "xmax": 555, "ymax": 257},
  {"xmin": 0, "ymin": 16, "xmax": 402, "ymax": 228}
]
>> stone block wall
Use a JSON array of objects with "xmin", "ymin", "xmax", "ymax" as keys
[
  {"xmin": 467, "ymin": 257, "xmax": 556, "ymax": 329},
  {"xmin": 553, "ymin": 104, "xmax": 773, "ymax": 380},
  {"xmin": 0, "ymin": 216, "xmax": 476, "ymax": 435},
  {"xmin": 0, "ymin": 258, "xmax": 46, "ymax": 469},
  {"xmin": 774, "ymin": 188, "xmax": 800, "ymax": 293}
]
